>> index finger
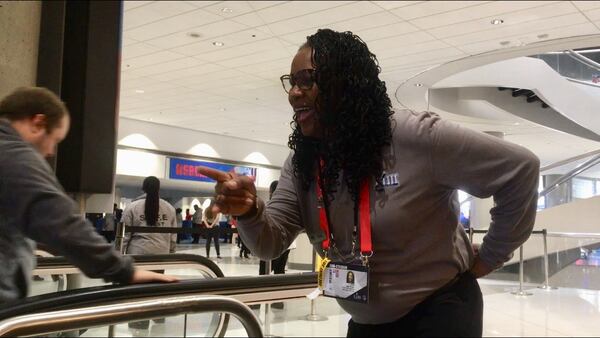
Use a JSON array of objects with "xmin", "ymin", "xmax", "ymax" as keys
[{"xmin": 196, "ymin": 166, "xmax": 232, "ymax": 182}]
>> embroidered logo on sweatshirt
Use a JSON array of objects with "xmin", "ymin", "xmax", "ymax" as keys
[{"xmin": 376, "ymin": 172, "xmax": 399, "ymax": 191}]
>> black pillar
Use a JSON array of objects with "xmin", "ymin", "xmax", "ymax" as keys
[{"xmin": 37, "ymin": 1, "xmax": 122, "ymax": 193}]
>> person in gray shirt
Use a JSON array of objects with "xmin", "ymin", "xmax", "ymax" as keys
[
  {"xmin": 198, "ymin": 29, "xmax": 539, "ymax": 337},
  {"xmin": 0, "ymin": 87, "xmax": 177, "ymax": 304}
]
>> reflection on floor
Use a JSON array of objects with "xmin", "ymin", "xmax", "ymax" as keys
[{"xmin": 28, "ymin": 243, "xmax": 600, "ymax": 337}]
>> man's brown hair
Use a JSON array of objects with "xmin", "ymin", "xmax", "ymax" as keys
[{"xmin": 0, "ymin": 87, "xmax": 69, "ymax": 132}]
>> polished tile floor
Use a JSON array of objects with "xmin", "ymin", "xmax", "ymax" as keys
[{"xmin": 28, "ymin": 242, "xmax": 600, "ymax": 337}]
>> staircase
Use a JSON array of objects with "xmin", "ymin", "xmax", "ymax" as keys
[{"xmin": 498, "ymin": 87, "xmax": 549, "ymax": 108}]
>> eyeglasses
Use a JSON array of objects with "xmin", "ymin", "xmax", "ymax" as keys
[{"xmin": 280, "ymin": 69, "xmax": 315, "ymax": 94}]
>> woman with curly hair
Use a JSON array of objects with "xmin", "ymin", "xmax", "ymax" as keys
[{"xmin": 199, "ymin": 29, "xmax": 539, "ymax": 337}]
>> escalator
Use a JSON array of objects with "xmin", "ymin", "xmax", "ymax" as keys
[{"xmin": 0, "ymin": 272, "xmax": 317, "ymax": 337}]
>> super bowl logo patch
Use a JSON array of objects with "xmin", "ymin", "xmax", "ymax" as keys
[{"xmin": 376, "ymin": 172, "xmax": 399, "ymax": 190}]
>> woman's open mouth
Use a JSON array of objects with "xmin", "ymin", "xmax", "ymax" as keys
[{"xmin": 294, "ymin": 106, "xmax": 314, "ymax": 123}]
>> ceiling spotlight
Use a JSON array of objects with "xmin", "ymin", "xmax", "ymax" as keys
[
  {"xmin": 414, "ymin": 83, "xmax": 423, "ymax": 87},
  {"xmin": 491, "ymin": 19, "xmax": 504, "ymax": 25},
  {"xmin": 514, "ymin": 122, "xmax": 520, "ymax": 125},
  {"xmin": 187, "ymin": 32, "xmax": 201, "ymax": 38},
  {"xmin": 135, "ymin": 89, "xmax": 145, "ymax": 94},
  {"xmin": 500, "ymin": 40, "xmax": 510, "ymax": 46},
  {"xmin": 221, "ymin": 7, "xmax": 233, "ymax": 13},
  {"xmin": 212, "ymin": 41, "xmax": 224, "ymax": 47}
]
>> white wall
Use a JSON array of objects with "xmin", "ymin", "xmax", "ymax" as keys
[
  {"xmin": 116, "ymin": 118, "xmax": 286, "ymax": 190},
  {"xmin": 118, "ymin": 117, "xmax": 290, "ymax": 167},
  {"xmin": 288, "ymin": 233, "xmax": 314, "ymax": 270}
]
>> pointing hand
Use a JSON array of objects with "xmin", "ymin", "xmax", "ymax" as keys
[{"xmin": 196, "ymin": 166, "xmax": 257, "ymax": 216}]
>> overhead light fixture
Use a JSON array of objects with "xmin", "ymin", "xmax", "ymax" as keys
[
  {"xmin": 514, "ymin": 122, "xmax": 520, "ymax": 125},
  {"xmin": 491, "ymin": 19, "xmax": 504, "ymax": 25},
  {"xmin": 187, "ymin": 32, "xmax": 201, "ymax": 38},
  {"xmin": 221, "ymin": 7, "xmax": 233, "ymax": 13},
  {"xmin": 414, "ymin": 83, "xmax": 423, "ymax": 87},
  {"xmin": 212, "ymin": 41, "xmax": 224, "ymax": 47},
  {"xmin": 500, "ymin": 41, "xmax": 510, "ymax": 46},
  {"xmin": 537, "ymin": 33, "xmax": 549, "ymax": 39},
  {"xmin": 135, "ymin": 89, "xmax": 145, "ymax": 94}
]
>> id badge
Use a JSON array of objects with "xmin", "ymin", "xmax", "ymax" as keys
[{"xmin": 322, "ymin": 262, "xmax": 369, "ymax": 303}]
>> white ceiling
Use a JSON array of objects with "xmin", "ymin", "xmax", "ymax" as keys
[{"xmin": 119, "ymin": 1, "xmax": 600, "ymax": 164}]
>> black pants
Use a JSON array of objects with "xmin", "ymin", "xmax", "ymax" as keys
[
  {"xmin": 206, "ymin": 227, "xmax": 220, "ymax": 257},
  {"xmin": 239, "ymin": 238, "xmax": 250, "ymax": 258},
  {"xmin": 259, "ymin": 249, "xmax": 290, "ymax": 275},
  {"xmin": 347, "ymin": 272, "xmax": 483, "ymax": 337},
  {"xmin": 192, "ymin": 223, "xmax": 202, "ymax": 243}
]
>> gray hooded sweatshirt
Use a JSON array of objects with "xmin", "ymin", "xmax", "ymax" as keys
[
  {"xmin": 0, "ymin": 119, "xmax": 133, "ymax": 303},
  {"xmin": 237, "ymin": 110, "xmax": 540, "ymax": 324}
]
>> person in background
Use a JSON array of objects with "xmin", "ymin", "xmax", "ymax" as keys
[
  {"xmin": 185, "ymin": 208, "xmax": 192, "ymax": 222},
  {"xmin": 184, "ymin": 208, "xmax": 193, "ymax": 242},
  {"xmin": 175, "ymin": 208, "xmax": 183, "ymax": 244},
  {"xmin": 203, "ymin": 200, "xmax": 222, "ymax": 259},
  {"xmin": 198, "ymin": 29, "xmax": 539, "ymax": 337},
  {"xmin": 191, "ymin": 204, "xmax": 203, "ymax": 244},
  {"xmin": 460, "ymin": 212, "xmax": 471, "ymax": 230},
  {"xmin": 0, "ymin": 87, "xmax": 176, "ymax": 305},
  {"xmin": 123, "ymin": 176, "xmax": 177, "ymax": 330},
  {"xmin": 218, "ymin": 213, "xmax": 232, "ymax": 243},
  {"xmin": 102, "ymin": 203, "xmax": 118, "ymax": 243},
  {"xmin": 237, "ymin": 216, "xmax": 251, "ymax": 259}
]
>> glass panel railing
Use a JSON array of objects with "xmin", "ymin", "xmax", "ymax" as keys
[
  {"xmin": 530, "ymin": 49, "xmax": 600, "ymax": 86},
  {"xmin": 468, "ymin": 230, "xmax": 600, "ymax": 292},
  {"xmin": 538, "ymin": 152, "xmax": 600, "ymax": 210}
]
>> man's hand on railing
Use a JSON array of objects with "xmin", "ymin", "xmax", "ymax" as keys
[{"xmin": 131, "ymin": 269, "xmax": 179, "ymax": 284}]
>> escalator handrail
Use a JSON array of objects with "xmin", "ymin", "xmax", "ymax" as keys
[
  {"xmin": 565, "ymin": 49, "xmax": 600, "ymax": 72},
  {"xmin": 0, "ymin": 272, "xmax": 317, "ymax": 321},
  {"xmin": 0, "ymin": 295, "xmax": 262, "ymax": 337},
  {"xmin": 35, "ymin": 253, "xmax": 225, "ymax": 277}
]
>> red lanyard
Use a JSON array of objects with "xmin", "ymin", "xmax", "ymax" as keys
[{"xmin": 316, "ymin": 171, "xmax": 373, "ymax": 256}]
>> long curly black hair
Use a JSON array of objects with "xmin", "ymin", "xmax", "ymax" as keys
[{"xmin": 287, "ymin": 29, "xmax": 394, "ymax": 203}]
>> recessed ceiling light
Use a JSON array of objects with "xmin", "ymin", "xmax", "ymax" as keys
[
  {"xmin": 491, "ymin": 19, "xmax": 504, "ymax": 25},
  {"xmin": 514, "ymin": 122, "xmax": 520, "ymax": 125},
  {"xmin": 135, "ymin": 89, "xmax": 145, "ymax": 94},
  {"xmin": 187, "ymin": 32, "xmax": 201, "ymax": 38},
  {"xmin": 414, "ymin": 83, "xmax": 423, "ymax": 87},
  {"xmin": 212, "ymin": 41, "xmax": 224, "ymax": 47},
  {"xmin": 221, "ymin": 7, "xmax": 233, "ymax": 13}
]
